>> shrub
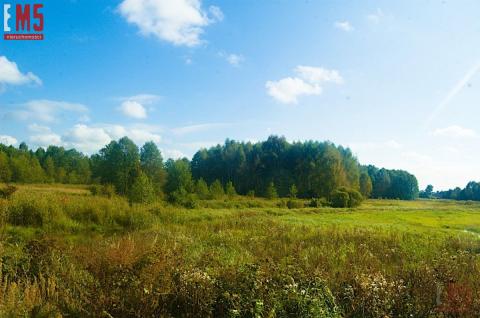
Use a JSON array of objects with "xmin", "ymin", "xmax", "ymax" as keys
[
  {"xmin": 265, "ymin": 181, "xmax": 278, "ymax": 199},
  {"xmin": 247, "ymin": 190, "xmax": 255, "ymax": 198},
  {"xmin": 330, "ymin": 190, "xmax": 350, "ymax": 208},
  {"xmin": 348, "ymin": 189, "xmax": 364, "ymax": 207},
  {"xmin": 225, "ymin": 181, "xmax": 237, "ymax": 198},
  {"xmin": 0, "ymin": 185, "xmax": 17, "ymax": 199},
  {"xmin": 287, "ymin": 199, "xmax": 304, "ymax": 209},
  {"xmin": 209, "ymin": 180, "xmax": 224, "ymax": 199},
  {"xmin": 128, "ymin": 172, "xmax": 155, "ymax": 204},
  {"xmin": 89, "ymin": 184, "xmax": 115, "ymax": 198},
  {"xmin": 309, "ymin": 197, "xmax": 329, "ymax": 208},
  {"xmin": 7, "ymin": 196, "xmax": 64, "ymax": 227},
  {"xmin": 195, "ymin": 178, "xmax": 210, "ymax": 199},
  {"xmin": 330, "ymin": 188, "xmax": 364, "ymax": 208}
]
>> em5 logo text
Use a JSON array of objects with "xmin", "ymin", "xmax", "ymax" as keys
[{"xmin": 3, "ymin": 3, "xmax": 44, "ymax": 40}]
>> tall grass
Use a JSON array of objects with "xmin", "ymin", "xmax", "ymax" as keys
[{"xmin": 0, "ymin": 186, "xmax": 479, "ymax": 316}]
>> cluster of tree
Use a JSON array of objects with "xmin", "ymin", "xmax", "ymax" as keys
[
  {"xmin": 431, "ymin": 181, "xmax": 480, "ymax": 201},
  {"xmin": 365, "ymin": 165, "xmax": 419, "ymax": 200},
  {"xmin": 0, "ymin": 143, "xmax": 91, "ymax": 184},
  {"xmin": 191, "ymin": 136, "xmax": 362, "ymax": 198},
  {"xmin": 0, "ymin": 136, "xmax": 420, "ymax": 203}
]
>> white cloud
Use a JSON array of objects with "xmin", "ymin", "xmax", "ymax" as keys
[
  {"xmin": 367, "ymin": 8, "xmax": 384, "ymax": 23},
  {"xmin": 0, "ymin": 135, "xmax": 17, "ymax": 146},
  {"xmin": 117, "ymin": 94, "xmax": 160, "ymax": 119},
  {"xmin": 162, "ymin": 148, "xmax": 186, "ymax": 159},
  {"xmin": 294, "ymin": 66, "xmax": 343, "ymax": 84},
  {"xmin": 334, "ymin": 21, "xmax": 353, "ymax": 32},
  {"xmin": 431, "ymin": 125, "xmax": 478, "ymax": 138},
  {"xmin": 0, "ymin": 56, "xmax": 41, "ymax": 87},
  {"xmin": 118, "ymin": 0, "xmax": 223, "ymax": 46},
  {"xmin": 27, "ymin": 124, "xmax": 62, "ymax": 148},
  {"xmin": 266, "ymin": 77, "xmax": 321, "ymax": 104},
  {"xmin": 63, "ymin": 124, "xmax": 113, "ymax": 154},
  {"xmin": 30, "ymin": 133, "xmax": 62, "ymax": 148},
  {"xmin": 9, "ymin": 99, "xmax": 88, "ymax": 123},
  {"xmin": 61, "ymin": 123, "xmax": 163, "ymax": 154},
  {"xmin": 266, "ymin": 66, "xmax": 343, "ymax": 104},
  {"xmin": 120, "ymin": 101, "xmax": 147, "ymax": 119},
  {"xmin": 172, "ymin": 122, "xmax": 230, "ymax": 135},
  {"xmin": 219, "ymin": 52, "xmax": 244, "ymax": 66}
]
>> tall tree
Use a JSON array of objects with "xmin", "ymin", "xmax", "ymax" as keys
[{"xmin": 140, "ymin": 141, "xmax": 167, "ymax": 196}]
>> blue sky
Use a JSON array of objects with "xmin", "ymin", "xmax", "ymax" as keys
[{"xmin": 1, "ymin": 0, "xmax": 480, "ymax": 190}]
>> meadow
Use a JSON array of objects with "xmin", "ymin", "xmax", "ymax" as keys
[{"xmin": 0, "ymin": 184, "xmax": 479, "ymax": 317}]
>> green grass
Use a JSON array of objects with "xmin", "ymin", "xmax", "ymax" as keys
[{"xmin": 0, "ymin": 184, "xmax": 480, "ymax": 317}]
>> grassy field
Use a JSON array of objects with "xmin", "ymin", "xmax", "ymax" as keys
[{"xmin": 0, "ymin": 184, "xmax": 479, "ymax": 317}]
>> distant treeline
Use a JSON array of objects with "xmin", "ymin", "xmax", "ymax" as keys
[
  {"xmin": 420, "ymin": 182, "xmax": 480, "ymax": 201},
  {"xmin": 0, "ymin": 136, "xmax": 419, "ymax": 202}
]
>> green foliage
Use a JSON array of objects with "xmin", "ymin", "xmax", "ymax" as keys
[
  {"xmin": 309, "ymin": 197, "xmax": 329, "ymax": 208},
  {"xmin": 289, "ymin": 184, "xmax": 298, "ymax": 199},
  {"xmin": 209, "ymin": 179, "xmax": 225, "ymax": 199},
  {"xmin": 0, "ymin": 185, "xmax": 17, "ymax": 199},
  {"xmin": 225, "ymin": 181, "xmax": 237, "ymax": 198},
  {"xmin": 359, "ymin": 172, "xmax": 373, "ymax": 198},
  {"xmin": 89, "ymin": 184, "xmax": 115, "ymax": 198},
  {"xmin": 94, "ymin": 137, "xmax": 141, "ymax": 195},
  {"xmin": 195, "ymin": 178, "xmax": 210, "ymax": 199},
  {"xmin": 165, "ymin": 158, "xmax": 194, "ymax": 197},
  {"xmin": 0, "ymin": 151, "xmax": 12, "ymax": 182},
  {"xmin": 287, "ymin": 199, "xmax": 304, "ymax": 209},
  {"xmin": 265, "ymin": 181, "xmax": 278, "ymax": 199},
  {"xmin": 330, "ymin": 189, "xmax": 350, "ymax": 208},
  {"xmin": 330, "ymin": 187, "xmax": 364, "ymax": 208},
  {"xmin": 1, "ymin": 186, "xmax": 480, "ymax": 317},
  {"xmin": 140, "ymin": 141, "xmax": 166, "ymax": 196},
  {"xmin": 436, "ymin": 181, "xmax": 480, "ymax": 201},
  {"xmin": 367, "ymin": 166, "xmax": 419, "ymax": 200},
  {"xmin": 128, "ymin": 171, "xmax": 156, "ymax": 204},
  {"xmin": 247, "ymin": 190, "xmax": 255, "ymax": 198}
]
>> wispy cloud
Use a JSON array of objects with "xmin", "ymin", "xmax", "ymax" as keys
[
  {"xmin": 367, "ymin": 8, "xmax": 384, "ymax": 24},
  {"xmin": 219, "ymin": 51, "xmax": 245, "ymax": 67},
  {"xmin": 431, "ymin": 125, "xmax": 478, "ymax": 138},
  {"xmin": 171, "ymin": 122, "xmax": 231, "ymax": 135},
  {"xmin": 425, "ymin": 61, "xmax": 480, "ymax": 127},
  {"xmin": 334, "ymin": 21, "xmax": 353, "ymax": 32},
  {"xmin": 8, "ymin": 100, "xmax": 88, "ymax": 123}
]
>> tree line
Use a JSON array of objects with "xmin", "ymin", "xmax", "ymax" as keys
[
  {"xmin": 0, "ymin": 136, "xmax": 419, "ymax": 203},
  {"xmin": 420, "ymin": 182, "xmax": 480, "ymax": 201}
]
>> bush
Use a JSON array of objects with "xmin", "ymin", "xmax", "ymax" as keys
[
  {"xmin": 331, "ymin": 190, "xmax": 350, "ymax": 208},
  {"xmin": 0, "ymin": 185, "xmax": 17, "ymax": 199},
  {"xmin": 225, "ymin": 181, "xmax": 237, "ymax": 198},
  {"xmin": 247, "ymin": 190, "xmax": 255, "ymax": 198},
  {"xmin": 209, "ymin": 180, "xmax": 225, "ymax": 199},
  {"xmin": 89, "ymin": 184, "xmax": 115, "ymax": 198},
  {"xmin": 7, "ymin": 196, "xmax": 64, "ymax": 227},
  {"xmin": 265, "ymin": 181, "xmax": 278, "ymax": 199},
  {"xmin": 330, "ymin": 188, "xmax": 364, "ymax": 208},
  {"xmin": 128, "ymin": 172, "xmax": 156, "ymax": 204},
  {"xmin": 309, "ymin": 197, "xmax": 329, "ymax": 208},
  {"xmin": 287, "ymin": 199, "xmax": 304, "ymax": 209}
]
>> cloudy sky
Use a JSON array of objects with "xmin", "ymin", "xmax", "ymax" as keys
[{"xmin": 1, "ymin": 0, "xmax": 480, "ymax": 190}]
